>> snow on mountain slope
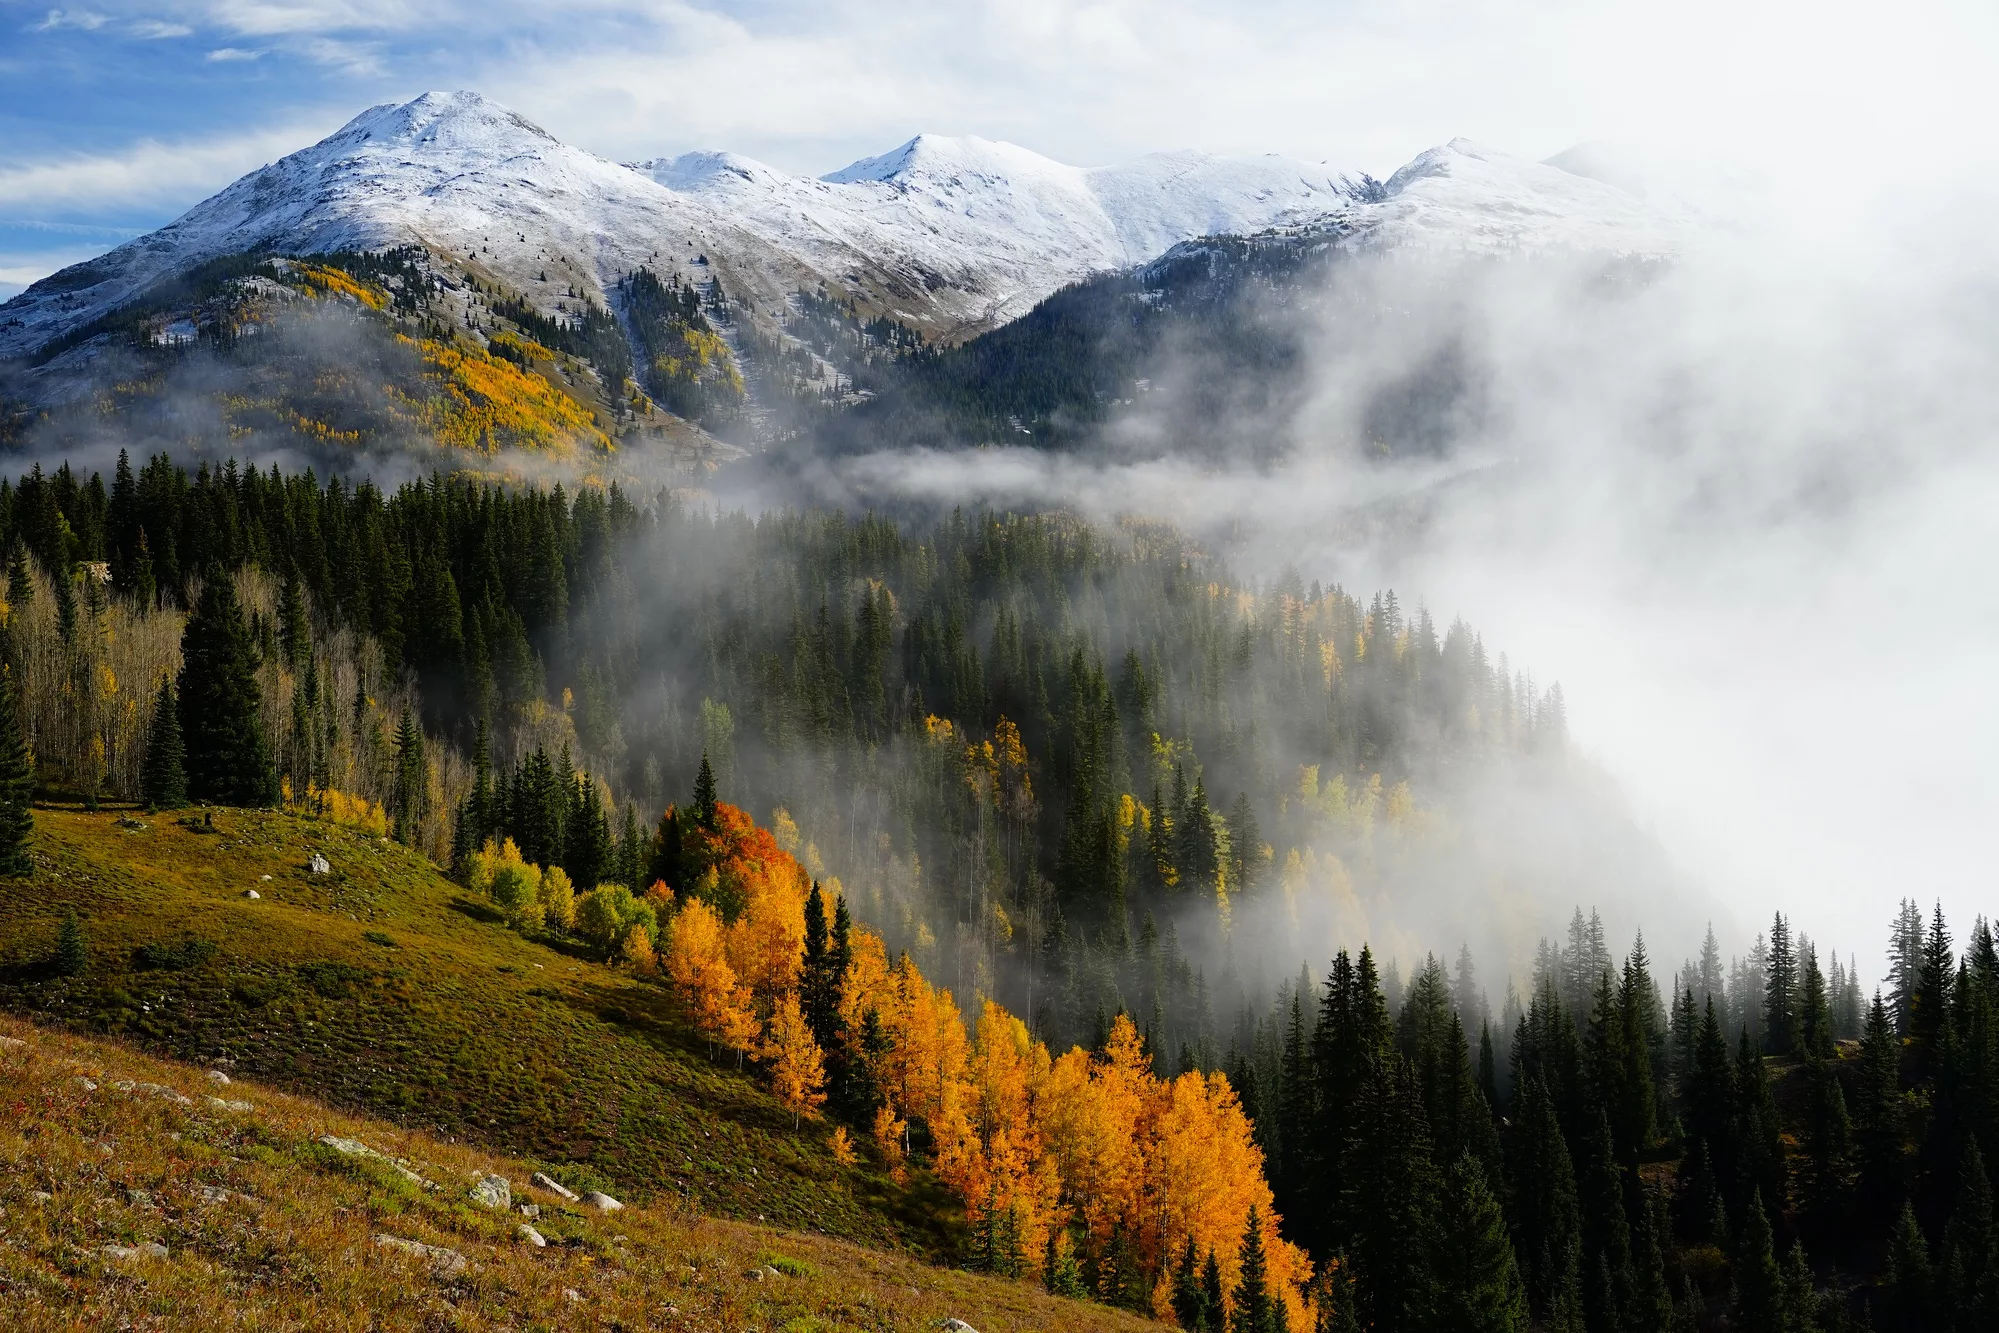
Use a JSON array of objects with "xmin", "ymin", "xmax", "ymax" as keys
[
  {"xmin": 630, "ymin": 133, "xmax": 1365, "ymax": 335},
  {"xmin": 0, "ymin": 93, "xmax": 1684, "ymax": 366},
  {"xmin": 1349, "ymin": 138, "xmax": 1683, "ymax": 257}
]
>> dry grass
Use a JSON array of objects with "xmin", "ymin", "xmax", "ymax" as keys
[{"xmin": 0, "ymin": 1015, "xmax": 1158, "ymax": 1331}]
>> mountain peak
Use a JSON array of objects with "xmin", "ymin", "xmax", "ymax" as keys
[
  {"xmin": 821, "ymin": 134, "xmax": 1078, "ymax": 186},
  {"xmin": 332, "ymin": 90, "xmax": 558, "ymax": 152}
]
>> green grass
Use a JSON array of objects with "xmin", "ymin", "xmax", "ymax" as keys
[{"xmin": 0, "ymin": 808, "xmax": 959, "ymax": 1256}]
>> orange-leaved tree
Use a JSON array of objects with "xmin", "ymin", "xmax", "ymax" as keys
[{"xmin": 662, "ymin": 895, "xmax": 758, "ymax": 1058}]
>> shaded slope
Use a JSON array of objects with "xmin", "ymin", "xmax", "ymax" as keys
[{"xmin": 0, "ymin": 808, "xmax": 950, "ymax": 1253}]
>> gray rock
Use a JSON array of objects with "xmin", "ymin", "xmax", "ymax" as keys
[
  {"xmin": 518, "ymin": 1223, "xmax": 547, "ymax": 1248},
  {"xmin": 101, "ymin": 1241, "xmax": 169, "ymax": 1261},
  {"xmin": 317, "ymin": 1135, "xmax": 425, "ymax": 1185},
  {"xmin": 244, "ymin": 889, "xmax": 260, "ymax": 899},
  {"xmin": 468, "ymin": 1174, "xmax": 511, "ymax": 1210},
  {"xmin": 28, "ymin": 1190, "xmax": 53, "ymax": 1204},
  {"xmin": 582, "ymin": 1190, "xmax": 623, "ymax": 1212},
  {"xmin": 518, "ymin": 1202, "xmax": 541, "ymax": 1219},
  {"xmin": 942, "ymin": 1322, "xmax": 982, "ymax": 1333},
  {"xmin": 372, "ymin": 1233, "xmax": 467, "ymax": 1274},
  {"xmin": 73, "ymin": 1077, "xmax": 96, "ymax": 1091},
  {"xmin": 745, "ymin": 1267, "xmax": 766, "ymax": 1281},
  {"xmin": 563, "ymin": 1288, "xmax": 584, "ymax": 1303},
  {"xmin": 309, "ymin": 854, "xmax": 331, "ymax": 874},
  {"xmin": 206, "ymin": 1096, "xmax": 254, "ymax": 1113},
  {"xmin": 529, "ymin": 1171, "xmax": 578, "ymax": 1201},
  {"xmin": 206, "ymin": 1069, "xmax": 231, "ymax": 1084}
]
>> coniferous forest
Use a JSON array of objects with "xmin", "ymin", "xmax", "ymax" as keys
[{"xmin": 0, "ymin": 452, "xmax": 1992, "ymax": 1331}]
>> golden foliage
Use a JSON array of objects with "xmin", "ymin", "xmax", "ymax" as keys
[{"xmin": 388, "ymin": 335, "xmax": 611, "ymax": 456}]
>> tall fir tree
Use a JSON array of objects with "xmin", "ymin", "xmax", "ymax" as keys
[
  {"xmin": 139, "ymin": 678, "xmax": 187, "ymax": 810},
  {"xmin": 1228, "ymin": 1206, "xmax": 1278, "ymax": 1333},
  {"xmin": 1429, "ymin": 1152, "xmax": 1528, "ymax": 1333},
  {"xmin": 177, "ymin": 576, "xmax": 278, "ymax": 806},
  {"xmin": 694, "ymin": 750, "xmax": 719, "ymax": 829},
  {"xmin": 0, "ymin": 662, "xmax": 33, "ymax": 875}
]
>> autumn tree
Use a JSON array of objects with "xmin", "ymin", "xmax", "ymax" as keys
[{"xmin": 763, "ymin": 991, "xmax": 828, "ymax": 1125}]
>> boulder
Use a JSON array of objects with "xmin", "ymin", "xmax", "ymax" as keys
[
  {"xmin": 518, "ymin": 1223, "xmax": 547, "ymax": 1248},
  {"xmin": 518, "ymin": 1202, "xmax": 541, "ymax": 1219},
  {"xmin": 244, "ymin": 889, "xmax": 260, "ymax": 900},
  {"xmin": 205, "ymin": 1096, "xmax": 254, "ymax": 1113},
  {"xmin": 529, "ymin": 1171, "xmax": 578, "ymax": 1201},
  {"xmin": 942, "ymin": 1322, "xmax": 982, "ymax": 1333},
  {"xmin": 582, "ymin": 1191, "xmax": 623, "ymax": 1212},
  {"xmin": 206, "ymin": 1070, "xmax": 231, "ymax": 1084},
  {"xmin": 468, "ymin": 1174, "xmax": 511, "ymax": 1210},
  {"xmin": 373, "ymin": 1233, "xmax": 467, "ymax": 1274},
  {"xmin": 309, "ymin": 854, "xmax": 331, "ymax": 874}
]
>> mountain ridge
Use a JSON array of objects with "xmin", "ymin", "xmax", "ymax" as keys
[{"xmin": 0, "ymin": 91, "xmax": 1687, "ymax": 370}]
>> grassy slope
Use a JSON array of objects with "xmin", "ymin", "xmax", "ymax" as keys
[
  {"xmin": 0, "ymin": 808, "xmax": 957, "ymax": 1256},
  {"xmin": 0, "ymin": 1014, "xmax": 1155, "ymax": 1332}
]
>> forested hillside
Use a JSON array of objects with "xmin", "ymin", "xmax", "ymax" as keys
[{"xmin": 0, "ymin": 452, "xmax": 1991, "ymax": 1329}]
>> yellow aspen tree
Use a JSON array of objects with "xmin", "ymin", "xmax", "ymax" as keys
[{"xmin": 761, "ymin": 991, "xmax": 827, "ymax": 1126}]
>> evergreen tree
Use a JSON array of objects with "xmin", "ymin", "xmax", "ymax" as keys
[
  {"xmin": 139, "ymin": 678, "xmax": 187, "ymax": 810},
  {"xmin": 1229, "ymin": 1206, "xmax": 1277, "ymax": 1333},
  {"xmin": 177, "ymin": 576, "xmax": 278, "ymax": 806},
  {"xmin": 1202, "ymin": 1248, "xmax": 1227, "ymax": 1329},
  {"xmin": 1766, "ymin": 912, "xmax": 1797, "ymax": 1055},
  {"xmin": 1429, "ymin": 1152, "xmax": 1527, "ymax": 1332},
  {"xmin": 0, "ymin": 663, "xmax": 33, "ymax": 875},
  {"xmin": 391, "ymin": 710, "xmax": 425, "ymax": 844},
  {"xmin": 54, "ymin": 908, "xmax": 85, "ymax": 976},
  {"xmin": 1854, "ymin": 992, "xmax": 1906, "ymax": 1219},
  {"xmin": 1734, "ymin": 1190, "xmax": 1785, "ymax": 1333},
  {"xmin": 1882, "ymin": 1202, "xmax": 1935, "ymax": 1332},
  {"xmin": 694, "ymin": 751, "xmax": 719, "ymax": 829},
  {"xmin": 1173, "ymin": 1233, "xmax": 1211, "ymax": 1331}
]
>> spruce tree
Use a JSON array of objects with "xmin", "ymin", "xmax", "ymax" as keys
[
  {"xmin": 177, "ymin": 576, "xmax": 278, "ymax": 807},
  {"xmin": 1229, "ymin": 1207, "xmax": 1276, "ymax": 1333},
  {"xmin": 694, "ymin": 751, "xmax": 719, "ymax": 829},
  {"xmin": 1734, "ymin": 1191, "xmax": 1785, "ymax": 1333},
  {"xmin": 54, "ymin": 907, "xmax": 86, "ymax": 976},
  {"xmin": 1883, "ymin": 1202, "xmax": 1934, "ymax": 1332},
  {"xmin": 0, "ymin": 663, "xmax": 34, "ymax": 876},
  {"xmin": 1201, "ymin": 1248, "xmax": 1226, "ymax": 1330},
  {"xmin": 1172, "ymin": 1234, "xmax": 1208, "ymax": 1331},
  {"xmin": 392, "ymin": 711, "xmax": 425, "ymax": 843},
  {"xmin": 1430, "ymin": 1152, "xmax": 1528, "ymax": 1332},
  {"xmin": 139, "ymin": 678, "xmax": 187, "ymax": 811}
]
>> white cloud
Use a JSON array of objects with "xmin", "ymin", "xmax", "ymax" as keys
[
  {"xmin": 0, "ymin": 117, "xmax": 336, "ymax": 212},
  {"xmin": 32, "ymin": 7, "xmax": 110, "ymax": 30},
  {"xmin": 130, "ymin": 19, "xmax": 194, "ymax": 37},
  {"xmin": 205, "ymin": 44, "xmax": 261, "ymax": 60}
]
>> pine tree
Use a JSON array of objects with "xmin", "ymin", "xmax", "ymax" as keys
[
  {"xmin": 391, "ymin": 711, "xmax": 425, "ymax": 844},
  {"xmin": 1430, "ymin": 1152, "xmax": 1528, "ymax": 1332},
  {"xmin": 1173, "ymin": 1233, "xmax": 1209, "ymax": 1331},
  {"xmin": 1734, "ymin": 1190, "xmax": 1785, "ymax": 1332},
  {"xmin": 1201, "ymin": 1248, "xmax": 1227, "ymax": 1329},
  {"xmin": 694, "ymin": 751, "xmax": 719, "ymax": 830},
  {"xmin": 1854, "ymin": 993, "xmax": 1905, "ymax": 1218},
  {"xmin": 1766, "ymin": 912, "xmax": 1797, "ymax": 1055},
  {"xmin": 177, "ymin": 576, "xmax": 278, "ymax": 807},
  {"xmin": 0, "ymin": 663, "xmax": 34, "ymax": 876},
  {"xmin": 139, "ymin": 678, "xmax": 187, "ymax": 811},
  {"xmin": 1229, "ymin": 1206, "xmax": 1277, "ymax": 1333},
  {"xmin": 54, "ymin": 908, "xmax": 85, "ymax": 976},
  {"xmin": 1883, "ymin": 1202, "xmax": 1935, "ymax": 1332}
]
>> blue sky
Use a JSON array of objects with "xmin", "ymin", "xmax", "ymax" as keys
[{"xmin": 2, "ymin": 0, "xmax": 1993, "ymax": 298}]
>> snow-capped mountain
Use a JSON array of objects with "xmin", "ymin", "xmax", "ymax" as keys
[
  {"xmin": 0, "ymin": 92, "xmax": 1687, "ymax": 364},
  {"xmin": 628, "ymin": 134, "xmax": 1365, "ymax": 335}
]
